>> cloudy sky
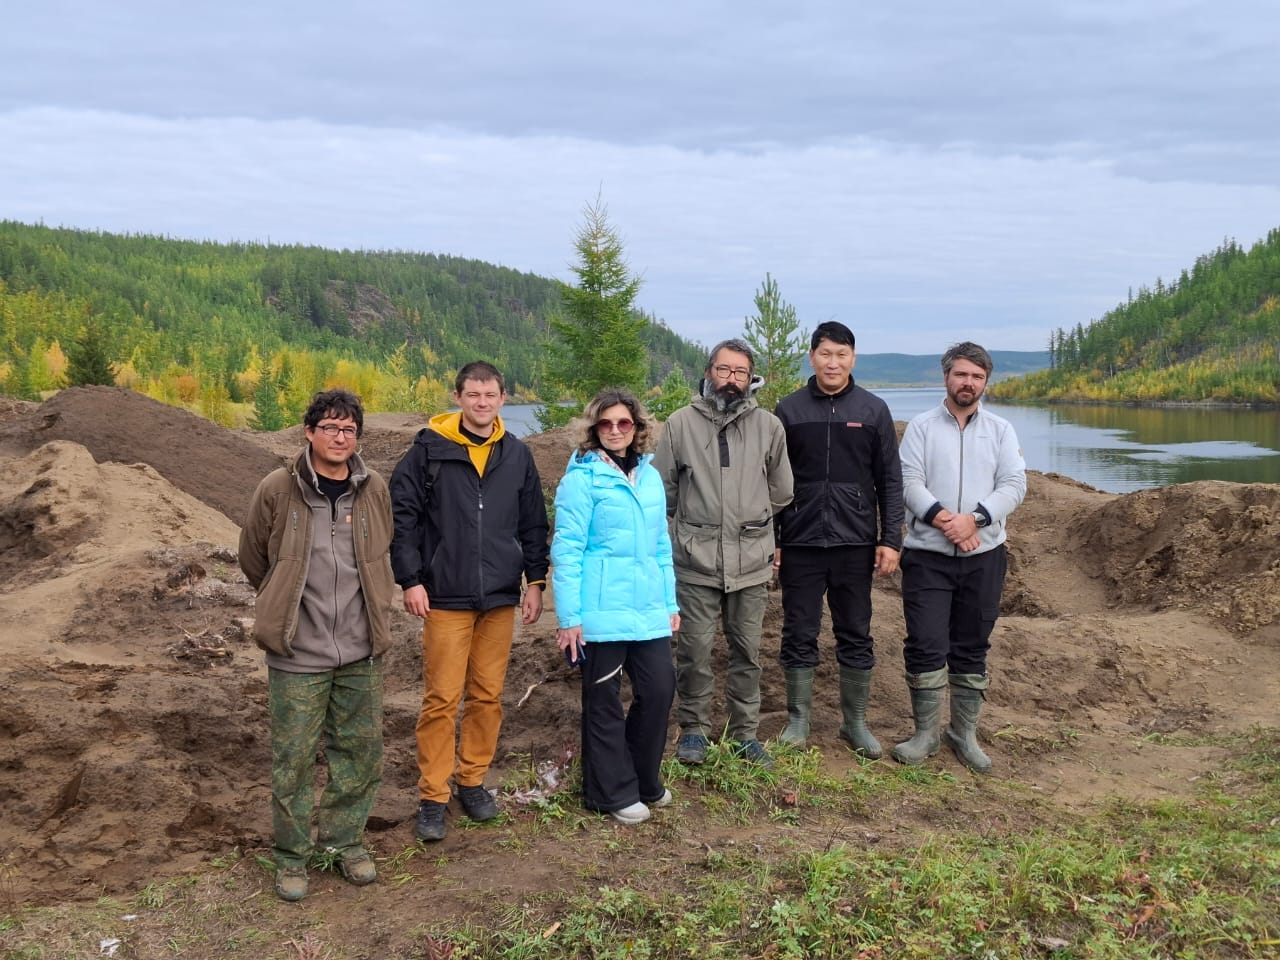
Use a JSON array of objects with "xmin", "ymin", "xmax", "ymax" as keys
[{"xmin": 3, "ymin": 1, "xmax": 1278, "ymax": 354}]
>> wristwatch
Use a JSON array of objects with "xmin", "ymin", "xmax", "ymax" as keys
[{"xmin": 973, "ymin": 511, "xmax": 990, "ymax": 528}]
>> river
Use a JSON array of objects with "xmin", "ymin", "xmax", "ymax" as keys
[{"xmin": 498, "ymin": 395, "xmax": 1280, "ymax": 493}]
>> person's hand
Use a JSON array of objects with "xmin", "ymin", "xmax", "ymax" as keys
[
  {"xmin": 939, "ymin": 511, "xmax": 979, "ymax": 547},
  {"xmin": 670, "ymin": 613, "xmax": 681, "ymax": 634},
  {"xmin": 522, "ymin": 584, "xmax": 544, "ymax": 625},
  {"xmin": 956, "ymin": 534, "xmax": 983, "ymax": 553},
  {"xmin": 402, "ymin": 584, "xmax": 430, "ymax": 619},
  {"xmin": 874, "ymin": 546, "xmax": 900, "ymax": 577},
  {"xmin": 557, "ymin": 626, "xmax": 583, "ymax": 660}
]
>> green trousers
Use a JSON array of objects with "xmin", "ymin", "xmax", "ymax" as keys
[
  {"xmin": 269, "ymin": 658, "xmax": 383, "ymax": 868},
  {"xmin": 675, "ymin": 580, "xmax": 768, "ymax": 742}
]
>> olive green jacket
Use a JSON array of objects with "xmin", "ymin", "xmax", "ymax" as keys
[{"xmin": 654, "ymin": 390, "xmax": 794, "ymax": 591}]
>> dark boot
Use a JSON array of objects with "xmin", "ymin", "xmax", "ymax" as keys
[
  {"xmin": 944, "ymin": 673, "xmax": 992, "ymax": 774},
  {"xmin": 836, "ymin": 668, "xmax": 882, "ymax": 758},
  {"xmin": 777, "ymin": 668, "xmax": 814, "ymax": 747},
  {"xmin": 891, "ymin": 668, "xmax": 947, "ymax": 765}
]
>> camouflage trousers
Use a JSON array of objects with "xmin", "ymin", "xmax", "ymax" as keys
[{"xmin": 269, "ymin": 658, "xmax": 384, "ymax": 869}]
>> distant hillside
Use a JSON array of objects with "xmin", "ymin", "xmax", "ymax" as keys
[
  {"xmin": 0, "ymin": 221, "xmax": 705, "ymax": 421},
  {"xmin": 849, "ymin": 351, "xmax": 1050, "ymax": 387},
  {"xmin": 990, "ymin": 230, "xmax": 1280, "ymax": 404}
]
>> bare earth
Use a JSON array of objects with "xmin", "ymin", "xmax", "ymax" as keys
[{"xmin": 1, "ymin": 388, "xmax": 1277, "ymax": 929}]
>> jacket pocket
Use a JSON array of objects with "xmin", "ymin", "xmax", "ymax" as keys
[
  {"xmin": 674, "ymin": 517, "xmax": 721, "ymax": 578},
  {"xmin": 734, "ymin": 519, "xmax": 774, "ymax": 578}
]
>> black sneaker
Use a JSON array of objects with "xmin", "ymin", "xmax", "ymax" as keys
[
  {"xmin": 415, "ymin": 800, "xmax": 447, "ymax": 842},
  {"xmin": 676, "ymin": 733, "xmax": 709, "ymax": 765},
  {"xmin": 457, "ymin": 784, "xmax": 499, "ymax": 822},
  {"xmin": 732, "ymin": 739, "xmax": 775, "ymax": 769}
]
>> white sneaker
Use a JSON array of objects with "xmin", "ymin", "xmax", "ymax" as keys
[
  {"xmin": 609, "ymin": 802, "xmax": 651, "ymax": 825},
  {"xmin": 651, "ymin": 789, "xmax": 673, "ymax": 808}
]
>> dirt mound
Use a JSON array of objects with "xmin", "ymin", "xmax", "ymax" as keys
[
  {"xmin": 0, "ymin": 386, "xmax": 284, "ymax": 526},
  {"xmin": 2, "ymin": 391, "xmax": 1279, "ymax": 910},
  {"xmin": 1072, "ymin": 480, "xmax": 1280, "ymax": 632}
]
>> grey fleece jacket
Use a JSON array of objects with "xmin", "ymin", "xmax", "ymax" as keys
[{"xmin": 900, "ymin": 400, "xmax": 1026, "ymax": 556}]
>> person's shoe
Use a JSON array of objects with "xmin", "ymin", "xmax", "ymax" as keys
[
  {"xmin": 732, "ymin": 739, "xmax": 774, "ymax": 768},
  {"xmin": 651, "ymin": 788, "xmax": 673, "ymax": 809},
  {"xmin": 609, "ymin": 801, "xmax": 651, "ymax": 825},
  {"xmin": 274, "ymin": 865, "xmax": 308, "ymax": 902},
  {"xmin": 676, "ymin": 733, "xmax": 709, "ymax": 765},
  {"xmin": 415, "ymin": 800, "xmax": 448, "ymax": 841},
  {"xmin": 339, "ymin": 847, "xmax": 377, "ymax": 886},
  {"xmin": 457, "ymin": 784, "xmax": 500, "ymax": 822}
]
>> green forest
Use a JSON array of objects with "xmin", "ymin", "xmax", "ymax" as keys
[
  {"xmin": 990, "ymin": 229, "xmax": 1280, "ymax": 405},
  {"xmin": 0, "ymin": 221, "xmax": 706, "ymax": 426}
]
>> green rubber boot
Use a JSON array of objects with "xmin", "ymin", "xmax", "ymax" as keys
[
  {"xmin": 944, "ymin": 673, "xmax": 992, "ymax": 774},
  {"xmin": 891, "ymin": 668, "xmax": 948, "ymax": 765},
  {"xmin": 836, "ymin": 668, "xmax": 882, "ymax": 758},
  {"xmin": 778, "ymin": 668, "xmax": 814, "ymax": 746}
]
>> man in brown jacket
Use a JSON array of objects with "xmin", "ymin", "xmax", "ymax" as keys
[{"xmin": 239, "ymin": 389, "xmax": 396, "ymax": 902}]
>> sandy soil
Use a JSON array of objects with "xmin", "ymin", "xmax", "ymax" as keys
[{"xmin": 1, "ymin": 387, "xmax": 1278, "ymax": 908}]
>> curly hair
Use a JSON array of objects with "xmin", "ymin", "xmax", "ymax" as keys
[
  {"xmin": 303, "ymin": 388, "xmax": 364, "ymax": 435},
  {"xmin": 572, "ymin": 388, "xmax": 656, "ymax": 457}
]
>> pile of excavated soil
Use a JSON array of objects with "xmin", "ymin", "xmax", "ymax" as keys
[{"xmin": 1, "ymin": 387, "xmax": 1277, "ymax": 906}]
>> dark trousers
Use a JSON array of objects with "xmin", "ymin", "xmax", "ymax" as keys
[
  {"xmin": 779, "ymin": 545, "xmax": 876, "ymax": 670},
  {"xmin": 900, "ymin": 545, "xmax": 1008, "ymax": 675},
  {"xmin": 580, "ymin": 637, "xmax": 675, "ymax": 812}
]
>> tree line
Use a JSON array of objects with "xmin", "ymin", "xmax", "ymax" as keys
[{"xmin": 990, "ymin": 230, "xmax": 1280, "ymax": 404}]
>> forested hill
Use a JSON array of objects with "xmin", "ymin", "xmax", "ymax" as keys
[
  {"xmin": 0, "ymin": 220, "xmax": 705, "ymax": 419},
  {"xmin": 989, "ymin": 229, "xmax": 1280, "ymax": 404},
  {"xmin": 850, "ymin": 351, "xmax": 1048, "ymax": 387}
]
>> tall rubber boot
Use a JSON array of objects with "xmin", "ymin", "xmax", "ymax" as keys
[
  {"xmin": 890, "ymin": 668, "xmax": 948, "ymax": 765},
  {"xmin": 777, "ymin": 668, "xmax": 814, "ymax": 747},
  {"xmin": 944, "ymin": 673, "xmax": 992, "ymax": 774},
  {"xmin": 836, "ymin": 668, "xmax": 882, "ymax": 758}
]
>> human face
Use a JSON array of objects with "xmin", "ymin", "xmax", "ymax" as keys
[
  {"xmin": 454, "ymin": 377, "xmax": 506, "ymax": 436},
  {"xmin": 707, "ymin": 347, "xmax": 753, "ymax": 398},
  {"xmin": 595, "ymin": 403, "xmax": 636, "ymax": 455},
  {"xmin": 810, "ymin": 338, "xmax": 855, "ymax": 394},
  {"xmin": 305, "ymin": 414, "xmax": 359, "ymax": 479},
  {"xmin": 944, "ymin": 357, "xmax": 989, "ymax": 413}
]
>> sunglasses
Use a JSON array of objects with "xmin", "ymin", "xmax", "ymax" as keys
[{"xmin": 596, "ymin": 417, "xmax": 635, "ymax": 433}]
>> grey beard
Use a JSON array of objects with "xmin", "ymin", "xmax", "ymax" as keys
[{"xmin": 704, "ymin": 380, "xmax": 744, "ymax": 412}]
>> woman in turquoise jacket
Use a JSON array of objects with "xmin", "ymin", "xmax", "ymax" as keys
[{"xmin": 552, "ymin": 388, "xmax": 680, "ymax": 824}]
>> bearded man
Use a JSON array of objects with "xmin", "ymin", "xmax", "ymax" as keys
[{"xmin": 654, "ymin": 339, "xmax": 794, "ymax": 767}]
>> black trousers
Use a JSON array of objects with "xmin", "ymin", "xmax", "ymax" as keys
[
  {"xmin": 900, "ymin": 545, "xmax": 1008, "ymax": 675},
  {"xmin": 779, "ymin": 545, "xmax": 876, "ymax": 670},
  {"xmin": 580, "ymin": 637, "xmax": 675, "ymax": 812}
]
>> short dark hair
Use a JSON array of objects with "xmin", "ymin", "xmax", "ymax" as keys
[
  {"xmin": 810, "ymin": 321, "xmax": 855, "ymax": 351},
  {"xmin": 303, "ymin": 388, "xmax": 364, "ymax": 435},
  {"xmin": 707, "ymin": 338, "xmax": 755, "ymax": 373},
  {"xmin": 941, "ymin": 342, "xmax": 994, "ymax": 376},
  {"xmin": 455, "ymin": 361, "xmax": 506, "ymax": 395},
  {"xmin": 573, "ymin": 388, "xmax": 656, "ymax": 456}
]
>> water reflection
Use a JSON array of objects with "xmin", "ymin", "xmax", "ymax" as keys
[
  {"xmin": 872, "ymin": 389, "xmax": 1280, "ymax": 492},
  {"xmin": 501, "ymin": 395, "xmax": 1279, "ymax": 492}
]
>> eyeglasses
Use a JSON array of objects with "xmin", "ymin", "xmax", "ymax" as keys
[
  {"xmin": 315, "ymin": 424, "xmax": 358, "ymax": 438},
  {"xmin": 596, "ymin": 417, "xmax": 635, "ymax": 434},
  {"xmin": 712, "ymin": 364, "xmax": 751, "ymax": 382}
]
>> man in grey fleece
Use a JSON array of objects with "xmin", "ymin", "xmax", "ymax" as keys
[
  {"xmin": 893, "ymin": 342, "xmax": 1026, "ymax": 773},
  {"xmin": 239, "ymin": 389, "xmax": 397, "ymax": 901}
]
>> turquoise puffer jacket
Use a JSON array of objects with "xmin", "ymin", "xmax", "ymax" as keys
[{"xmin": 551, "ymin": 450, "xmax": 678, "ymax": 642}]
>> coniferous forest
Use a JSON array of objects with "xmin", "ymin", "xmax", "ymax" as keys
[
  {"xmin": 0, "ymin": 221, "xmax": 706, "ymax": 425},
  {"xmin": 990, "ymin": 230, "xmax": 1280, "ymax": 405}
]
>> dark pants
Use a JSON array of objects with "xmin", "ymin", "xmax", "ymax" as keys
[
  {"xmin": 779, "ymin": 545, "xmax": 876, "ymax": 670},
  {"xmin": 580, "ymin": 637, "xmax": 675, "ymax": 812},
  {"xmin": 900, "ymin": 545, "xmax": 1008, "ymax": 675}
]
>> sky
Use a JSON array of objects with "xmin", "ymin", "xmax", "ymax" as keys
[{"xmin": 3, "ymin": 1, "xmax": 1278, "ymax": 354}]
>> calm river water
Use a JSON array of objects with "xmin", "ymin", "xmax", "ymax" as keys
[{"xmin": 499, "ymin": 393, "xmax": 1280, "ymax": 493}]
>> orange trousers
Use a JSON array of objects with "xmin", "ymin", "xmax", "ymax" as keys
[{"xmin": 415, "ymin": 607, "xmax": 516, "ymax": 803}]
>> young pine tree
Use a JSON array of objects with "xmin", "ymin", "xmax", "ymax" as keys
[
  {"xmin": 65, "ymin": 315, "xmax": 116, "ymax": 387},
  {"xmin": 537, "ymin": 198, "xmax": 648, "ymax": 430},
  {"xmin": 743, "ymin": 273, "xmax": 806, "ymax": 411}
]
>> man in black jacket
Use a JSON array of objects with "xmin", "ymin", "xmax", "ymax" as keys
[
  {"xmin": 390, "ymin": 361, "xmax": 549, "ymax": 842},
  {"xmin": 774, "ymin": 321, "xmax": 904, "ymax": 757}
]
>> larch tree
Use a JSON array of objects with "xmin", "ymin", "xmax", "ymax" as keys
[
  {"xmin": 537, "ymin": 197, "xmax": 648, "ymax": 430},
  {"xmin": 743, "ymin": 273, "xmax": 807, "ymax": 411}
]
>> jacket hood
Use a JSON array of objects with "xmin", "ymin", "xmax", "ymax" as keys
[
  {"xmin": 423, "ymin": 410, "xmax": 507, "ymax": 447},
  {"xmin": 697, "ymin": 374, "xmax": 765, "ymax": 414}
]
